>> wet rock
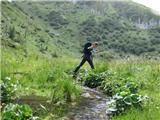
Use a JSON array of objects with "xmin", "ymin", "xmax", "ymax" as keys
[
  {"xmin": 81, "ymin": 93, "xmax": 92, "ymax": 98},
  {"xmin": 67, "ymin": 86, "xmax": 109, "ymax": 120}
]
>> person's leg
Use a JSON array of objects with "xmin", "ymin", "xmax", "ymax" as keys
[
  {"xmin": 86, "ymin": 56, "xmax": 94, "ymax": 69},
  {"xmin": 74, "ymin": 57, "xmax": 86, "ymax": 74}
]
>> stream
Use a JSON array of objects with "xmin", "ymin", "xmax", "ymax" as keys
[
  {"xmin": 16, "ymin": 83, "xmax": 110, "ymax": 120},
  {"xmin": 66, "ymin": 86, "xmax": 110, "ymax": 120}
]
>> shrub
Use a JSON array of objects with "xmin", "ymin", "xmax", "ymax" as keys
[
  {"xmin": 101, "ymin": 71, "xmax": 140, "ymax": 96},
  {"xmin": 9, "ymin": 26, "xmax": 16, "ymax": 40},
  {"xmin": 151, "ymin": 38, "xmax": 160, "ymax": 45},
  {"xmin": 45, "ymin": 30, "xmax": 50, "ymax": 33},
  {"xmin": 2, "ymin": 103, "xmax": 40, "ymax": 120},
  {"xmin": 48, "ymin": 11, "xmax": 69, "ymax": 29},
  {"xmin": 99, "ymin": 70, "xmax": 147, "ymax": 115},
  {"xmin": 100, "ymin": 70, "xmax": 121, "ymax": 96},
  {"xmin": 1, "ymin": 77, "xmax": 18, "ymax": 104},
  {"xmin": 51, "ymin": 52, "xmax": 58, "ymax": 58},
  {"xmin": 106, "ymin": 92, "xmax": 147, "ymax": 115},
  {"xmin": 84, "ymin": 71, "xmax": 107, "ymax": 88}
]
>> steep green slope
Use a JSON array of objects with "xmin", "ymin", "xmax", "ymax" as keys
[
  {"xmin": 1, "ymin": 1, "xmax": 160, "ymax": 120},
  {"xmin": 1, "ymin": 1, "xmax": 160, "ymax": 59},
  {"xmin": 1, "ymin": 1, "xmax": 76, "ymax": 58}
]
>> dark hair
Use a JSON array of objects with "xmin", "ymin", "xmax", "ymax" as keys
[{"xmin": 94, "ymin": 42, "xmax": 98, "ymax": 45}]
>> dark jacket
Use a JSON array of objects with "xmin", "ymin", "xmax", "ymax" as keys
[{"xmin": 83, "ymin": 42, "xmax": 93, "ymax": 56}]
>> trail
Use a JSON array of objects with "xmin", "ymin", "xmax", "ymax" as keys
[{"xmin": 66, "ymin": 86, "xmax": 109, "ymax": 120}]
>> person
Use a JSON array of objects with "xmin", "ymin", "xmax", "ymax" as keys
[{"xmin": 73, "ymin": 42, "xmax": 98, "ymax": 76}]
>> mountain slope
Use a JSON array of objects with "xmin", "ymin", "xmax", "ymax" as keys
[
  {"xmin": 1, "ymin": 1, "xmax": 160, "ymax": 59},
  {"xmin": 1, "ymin": 1, "xmax": 76, "ymax": 58}
]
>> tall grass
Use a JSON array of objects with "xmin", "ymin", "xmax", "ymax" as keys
[
  {"xmin": 103, "ymin": 59, "xmax": 160, "ymax": 120},
  {"xmin": 1, "ymin": 50, "xmax": 81, "ymax": 101},
  {"xmin": 1, "ymin": 50, "xmax": 160, "ymax": 119}
]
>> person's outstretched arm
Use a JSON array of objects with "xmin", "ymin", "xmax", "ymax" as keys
[{"xmin": 88, "ymin": 45, "xmax": 93, "ymax": 49}]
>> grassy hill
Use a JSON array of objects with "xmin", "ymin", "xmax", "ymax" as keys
[
  {"xmin": 1, "ymin": 1, "xmax": 160, "ymax": 59},
  {"xmin": 1, "ymin": 1, "xmax": 160, "ymax": 120},
  {"xmin": 1, "ymin": 1, "xmax": 76, "ymax": 59}
]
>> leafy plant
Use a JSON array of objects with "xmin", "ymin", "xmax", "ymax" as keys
[
  {"xmin": 84, "ymin": 71, "xmax": 107, "ymax": 88},
  {"xmin": 103, "ymin": 72, "xmax": 147, "ymax": 115},
  {"xmin": 106, "ymin": 92, "xmax": 147, "ymax": 115},
  {"xmin": 2, "ymin": 103, "xmax": 40, "ymax": 120},
  {"xmin": 82, "ymin": 69, "xmax": 147, "ymax": 115},
  {"xmin": 1, "ymin": 77, "xmax": 18, "ymax": 103},
  {"xmin": 100, "ymin": 70, "xmax": 121, "ymax": 96},
  {"xmin": 100, "ymin": 69, "xmax": 140, "ymax": 96}
]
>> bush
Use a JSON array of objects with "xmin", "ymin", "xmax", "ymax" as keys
[
  {"xmin": 99, "ymin": 70, "xmax": 147, "ymax": 115},
  {"xmin": 45, "ymin": 30, "xmax": 50, "ymax": 33},
  {"xmin": 51, "ymin": 52, "xmax": 58, "ymax": 58},
  {"xmin": 48, "ymin": 11, "xmax": 69, "ymax": 29},
  {"xmin": 106, "ymin": 92, "xmax": 146, "ymax": 115},
  {"xmin": 100, "ymin": 70, "xmax": 120, "ymax": 96},
  {"xmin": 1, "ymin": 77, "xmax": 18, "ymax": 104},
  {"xmin": 101, "ymin": 70, "xmax": 140, "ymax": 96},
  {"xmin": 9, "ymin": 26, "xmax": 16, "ymax": 40},
  {"xmin": 2, "ymin": 103, "xmax": 40, "ymax": 120},
  {"xmin": 81, "ymin": 69, "xmax": 147, "ymax": 115},
  {"xmin": 84, "ymin": 71, "xmax": 107, "ymax": 88}
]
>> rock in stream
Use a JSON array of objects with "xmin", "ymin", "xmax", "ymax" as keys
[{"xmin": 67, "ymin": 86, "xmax": 109, "ymax": 120}]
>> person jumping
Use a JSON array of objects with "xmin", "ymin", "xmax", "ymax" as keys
[{"xmin": 73, "ymin": 42, "xmax": 98, "ymax": 76}]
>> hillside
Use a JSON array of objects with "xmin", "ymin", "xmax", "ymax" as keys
[
  {"xmin": 1, "ymin": 1, "xmax": 160, "ymax": 120},
  {"xmin": 1, "ymin": 1, "xmax": 160, "ymax": 59},
  {"xmin": 1, "ymin": 1, "xmax": 76, "ymax": 58}
]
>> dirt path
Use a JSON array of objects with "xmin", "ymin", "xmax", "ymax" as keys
[{"xmin": 66, "ymin": 86, "xmax": 109, "ymax": 120}]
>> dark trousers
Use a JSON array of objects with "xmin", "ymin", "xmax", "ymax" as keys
[{"xmin": 74, "ymin": 54, "xmax": 94, "ymax": 74}]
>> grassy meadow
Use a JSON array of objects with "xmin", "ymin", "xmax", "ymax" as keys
[
  {"xmin": 107, "ymin": 60, "xmax": 160, "ymax": 120},
  {"xmin": 1, "ymin": 1, "xmax": 160, "ymax": 120},
  {"xmin": 1, "ymin": 48, "xmax": 160, "ymax": 120}
]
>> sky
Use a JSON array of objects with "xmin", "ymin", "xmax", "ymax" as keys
[{"xmin": 132, "ymin": 0, "xmax": 160, "ymax": 14}]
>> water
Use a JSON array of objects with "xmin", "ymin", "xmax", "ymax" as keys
[
  {"xmin": 67, "ymin": 86, "xmax": 109, "ymax": 120},
  {"xmin": 16, "ymin": 87, "xmax": 110, "ymax": 120}
]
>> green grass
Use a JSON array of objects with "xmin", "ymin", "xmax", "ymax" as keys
[
  {"xmin": 1, "ymin": 50, "xmax": 82, "ymax": 118},
  {"xmin": 104, "ymin": 59, "xmax": 160, "ymax": 120},
  {"xmin": 1, "ymin": 48, "xmax": 160, "ymax": 119},
  {"xmin": 1, "ymin": 1, "xmax": 160, "ymax": 119},
  {"xmin": 2, "ymin": 1, "xmax": 160, "ymax": 59}
]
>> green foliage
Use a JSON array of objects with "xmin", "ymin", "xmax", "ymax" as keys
[
  {"xmin": 1, "ymin": 1, "xmax": 160, "ymax": 58},
  {"xmin": 1, "ymin": 77, "xmax": 18, "ymax": 103},
  {"xmin": 1, "ymin": 1, "xmax": 160, "ymax": 120},
  {"xmin": 79, "ymin": 14, "xmax": 159, "ymax": 57},
  {"xmin": 111, "ymin": 1, "xmax": 160, "ymax": 24},
  {"xmin": 48, "ymin": 11, "xmax": 69, "ymax": 29},
  {"xmin": 1, "ymin": 49, "xmax": 160, "ymax": 119},
  {"xmin": 98, "ymin": 51, "xmax": 115, "ymax": 60},
  {"xmin": 100, "ymin": 70, "xmax": 120, "ymax": 96},
  {"xmin": 105, "ymin": 76, "xmax": 146, "ymax": 115},
  {"xmin": 83, "ymin": 71, "xmax": 106, "ymax": 88},
  {"xmin": 52, "ymin": 79, "xmax": 81, "ymax": 103},
  {"xmin": 9, "ymin": 26, "xmax": 16, "ymax": 40},
  {"xmin": 2, "ymin": 103, "xmax": 40, "ymax": 120},
  {"xmin": 100, "ymin": 71, "xmax": 140, "ymax": 96},
  {"xmin": 107, "ymin": 92, "xmax": 147, "ymax": 115},
  {"xmin": 80, "ymin": 62, "xmax": 157, "ymax": 116}
]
